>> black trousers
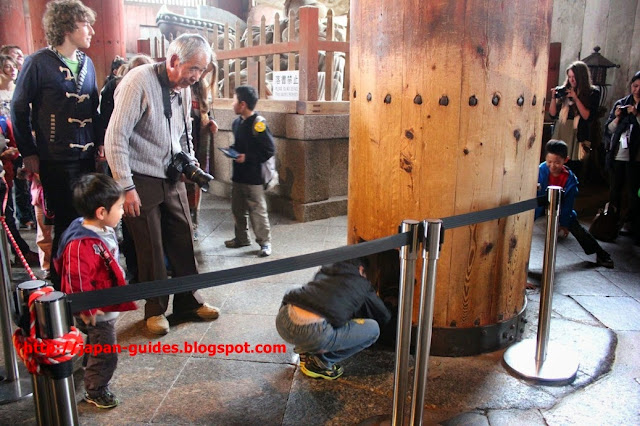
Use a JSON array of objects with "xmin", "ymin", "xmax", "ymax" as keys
[
  {"xmin": 39, "ymin": 159, "xmax": 95, "ymax": 289},
  {"xmin": 123, "ymin": 175, "xmax": 203, "ymax": 319},
  {"xmin": 568, "ymin": 217, "xmax": 605, "ymax": 256},
  {"xmin": 0, "ymin": 180, "xmax": 31, "ymax": 255},
  {"xmin": 609, "ymin": 160, "xmax": 640, "ymax": 241}
]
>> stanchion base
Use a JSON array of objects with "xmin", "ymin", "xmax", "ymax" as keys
[
  {"xmin": 0, "ymin": 368, "xmax": 33, "ymax": 404},
  {"xmin": 358, "ymin": 414, "xmax": 391, "ymax": 425},
  {"xmin": 503, "ymin": 339, "xmax": 578, "ymax": 385}
]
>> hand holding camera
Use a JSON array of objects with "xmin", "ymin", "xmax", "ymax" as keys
[
  {"xmin": 166, "ymin": 151, "xmax": 214, "ymax": 192},
  {"xmin": 553, "ymin": 85, "xmax": 568, "ymax": 99},
  {"xmin": 616, "ymin": 104, "xmax": 637, "ymax": 118}
]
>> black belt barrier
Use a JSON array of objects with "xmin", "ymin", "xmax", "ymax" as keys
[
  {"xmin": 69, "ymin": 232, "xmax": 412, "ymax": 313},
  {"xmin": 68, "ymin": 194, "xmax": 548, "ymax": 313},
  {"xmin": 441, "ymin": 196, "xmax": 546, "ymax": 230}
]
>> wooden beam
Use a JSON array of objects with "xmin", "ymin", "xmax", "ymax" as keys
[
  {"xmin": 212, "ymin": 99, "xmax": 298, "ymax": 114},
  {"xmin": 296, "ymin": 101, "xmax": 350, "ymax": 115},
  {"xmin": 214, "ymin": 41, "xmax": 300, "ymax": 60},
  {"xmin": 298, "ymin": 7, "xmax": 319, "ymax": 101}
]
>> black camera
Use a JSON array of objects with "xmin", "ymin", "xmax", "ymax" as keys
[
  {"xmin": 554, "ymin": 86, "xmax": 568, "ymax": 99},
  {"xmin": 166, "ymin": 151, "xmax": 214, "ymax": 192}
]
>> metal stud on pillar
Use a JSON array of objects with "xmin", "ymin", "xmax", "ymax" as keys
[
  {"xmin": 0, "ymin": 231, "xmax": 32, "ymax": 403},
  {"xmin": 503, "ymin": 186, "xmax": 578, "ymax": 384},
  {"xmin": 35, "ymin": 291, "xmax": 79, "ymax": 426}
]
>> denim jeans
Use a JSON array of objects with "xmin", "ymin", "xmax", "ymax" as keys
[{"xmin": 275, "ymin": 304, "xmax": 380, "ymax": 368}]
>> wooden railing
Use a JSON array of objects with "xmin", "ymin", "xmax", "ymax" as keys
[
  {"xmin": 138, "ymin": 6, "xmax": 350, "ymax": 114},
  {"xmin": 214, "ymin": 6, "xmax": 349, "ymax": 103}
]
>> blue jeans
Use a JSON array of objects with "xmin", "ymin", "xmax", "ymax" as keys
[{"xmin": 275, "ymin": 304, "xmax": 380, "ymax": 368}]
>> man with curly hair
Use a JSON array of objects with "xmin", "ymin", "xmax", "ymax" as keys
[{"xmin": 11, "ymin": 0, "xmax": 102, "ymax": 289}]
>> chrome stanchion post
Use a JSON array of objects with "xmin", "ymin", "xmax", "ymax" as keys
[
  {"xmin": 16, "ymin": 281, "xmax": 52, "ymax": 425},
  {"xmin": 35, "ymin": 291, "xmax": 78, "ymax": 426},
  {"xmin": 410, "ymin": 220, "xmax": 442, "ymax": 426},
  {"xmin": 391, "ymin": 220, "xmax": 421, "ymax": 426},
  {"xmin": 537, "ymin": 185, "xmax": 561, "ymax": 366},
  {"xmin": 503, "ymin": 186, "xmax": 578, "ymax": 384},
  {"xmin": 0, "ymin": 231, "xmax": 32, "ymax": 402}
]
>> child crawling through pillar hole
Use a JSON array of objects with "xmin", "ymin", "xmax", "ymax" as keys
[
  {"xmin": 275, "ymin": 258, "xmax": 391, "ymax": 379},
  {"xmin": 535, "ymin": 139, "xmax": 614, "ymax": 269}
]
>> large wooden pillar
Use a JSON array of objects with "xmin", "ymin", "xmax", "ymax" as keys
[
  {"xmin": 349, "ymin": 0, "xmax": 553, "ymax": 355},
  {"xmin": 23, "ymin": 0, "xmax": 46, "ymax": 52},
  {"xmin": 83, "ymin": 0, "xmax": 126, "ymax": 88},
  {"xmin": 0, "ymin": 0, "xmax": 30, "ymax": 52},
  {"xmin": 14, "ymin": 0, "xmax": 126, "ymax": 86}
]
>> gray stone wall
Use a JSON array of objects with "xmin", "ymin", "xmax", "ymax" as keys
[{"xmin": 210, "ymin": 108, "xmax": 349, "ymax": 222}]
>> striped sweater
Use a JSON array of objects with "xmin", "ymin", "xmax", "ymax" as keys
[{"xmin": 104, "ymin": 63, "xmax": 192, "ymax": 190}]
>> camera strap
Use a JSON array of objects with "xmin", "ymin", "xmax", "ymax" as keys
[{"xmin": 154, "ymin": 62, "xmax": 192, "ymax": 155}]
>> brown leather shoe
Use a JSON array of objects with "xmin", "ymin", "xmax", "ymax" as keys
[
  {"xmin": 195, "ymin": 303, "xmax": 220, "ymax": 320},
  {"xmin": 146, "ymin": 315, "xmax": 169, "ymax": 335}
]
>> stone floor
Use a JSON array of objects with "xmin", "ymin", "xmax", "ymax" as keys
[{"xmin": 0, "ymin": 188, "xmax": 639, "ymax": 425}]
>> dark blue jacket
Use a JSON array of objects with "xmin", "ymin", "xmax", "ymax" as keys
[
  {"xmin": 11, "ymin": 48, "xmax": 102, "ymax": 161},
  {"xmin": 283, "ymin": 261, "xmax": 391, "ymax": 328},
  {"xmin": 231, "ymin": 113, "xmax": 275, "ymax": 185},
  {"xmin": 535, "ymin": 163, "xmax": 578, "ymax": 228}
]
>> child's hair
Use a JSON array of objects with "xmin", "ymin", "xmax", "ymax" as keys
[
  {"xmin": 235, "ymin": 85, "xmax": 259, "ymax": 110},
  {"xmin": 110, "ymin": 56, "xmax": 126, "ymax": 74},
  {"xmin": 73, "ymin": 173, "xmax": 124, "ymax": 219},
  {"xmin": 545, "ymin": 139, "xmax": 568, "ymax": 158},
  {"xmin": 342, "ymin": 257, "xmax": 370, "ymax": 269}
]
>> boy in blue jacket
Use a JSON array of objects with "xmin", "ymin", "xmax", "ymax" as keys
[{"xmin": 535, "ymin": 140, "xmax": 613, "ymax": 268}]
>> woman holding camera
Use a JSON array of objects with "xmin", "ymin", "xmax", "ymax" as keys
[
  {"xmin": 603, "ymin": 71, "xmax": 640, "ymax": 244},
  {"xmin": 549, "ymin": 61, "xmax": 600, "ymax": 173}
]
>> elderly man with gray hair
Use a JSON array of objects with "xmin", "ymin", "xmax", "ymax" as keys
[{"xmin": 105, "ymin": 34, "xmax": 219, "ymax": 335}]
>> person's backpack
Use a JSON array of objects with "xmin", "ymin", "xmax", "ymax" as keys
[
  {"xmin": 261, "ymin": 156, "xmax": 278, "ymax": 190},
  {"xmin": 253, "ymin": 115, "xmax": 278, "ymax": 190}
]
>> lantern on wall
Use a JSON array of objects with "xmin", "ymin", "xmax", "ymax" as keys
[{"xmin": 581, "ymin": 46, "xmax": 619, "ymax": 106}]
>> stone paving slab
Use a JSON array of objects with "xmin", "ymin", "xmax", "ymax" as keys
[
  {"xmin": 572, "ymin": 295, "xmax": 640, "ymax": 331},
  {"xmin": 153, "ymin": 358, "xmax": 293, "ymax": 425}
]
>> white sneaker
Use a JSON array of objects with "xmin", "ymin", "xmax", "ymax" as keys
[
  {"xmin": 195, "ymin": 303, "xmax": 220, "ymax": 320},
  {"xmin": 146, "ymin": 315, "xmax": 169, "ymax": 335},
  {"xmin": 259, "ymin": 244, "xmax": 272, "ymax": 257}
]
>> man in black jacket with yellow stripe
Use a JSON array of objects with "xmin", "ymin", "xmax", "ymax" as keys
[{"xmin": 224, "ymin": 85, "xmax": 275, "ymax": 257}]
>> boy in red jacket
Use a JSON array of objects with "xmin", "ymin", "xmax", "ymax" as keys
[{"xmin": 54, "ymin": 173, "xmax": 136, "ymax": 408}]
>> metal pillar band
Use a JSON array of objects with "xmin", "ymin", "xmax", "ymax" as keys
[
  {"xmin": 391, "ymin": 220, "xmax": 421, "ymax": 426},
  {"xmin": 503, "ymin": 186, "xmax": 578, "ymax": 384},
  {"xmin": 35, "ymin": 291, "xmax": 79, "ymax": 426},
  {"xmin": 0, "ymin": 227, "xmax": 32, "ymax": 403},
  {"xmin": 16, "ymin": 281, "xmax": 52, "ymax": 424},
  {"xmin": 410, "ymin": 220, "xmax": 442, "ymax": 426}
]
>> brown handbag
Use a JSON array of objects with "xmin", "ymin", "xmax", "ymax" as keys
[{"xmin": 588, "ymin": 202, "xmax": 619, "ymax": 242}]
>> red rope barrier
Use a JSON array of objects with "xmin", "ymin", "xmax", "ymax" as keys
[
  {"xmin": 0, "ymin": 216, "xmax": 37, "ymax": 281},
  {"xmin": 12, "ymin": 286, "xmax": 83, "ymax": 374}
]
